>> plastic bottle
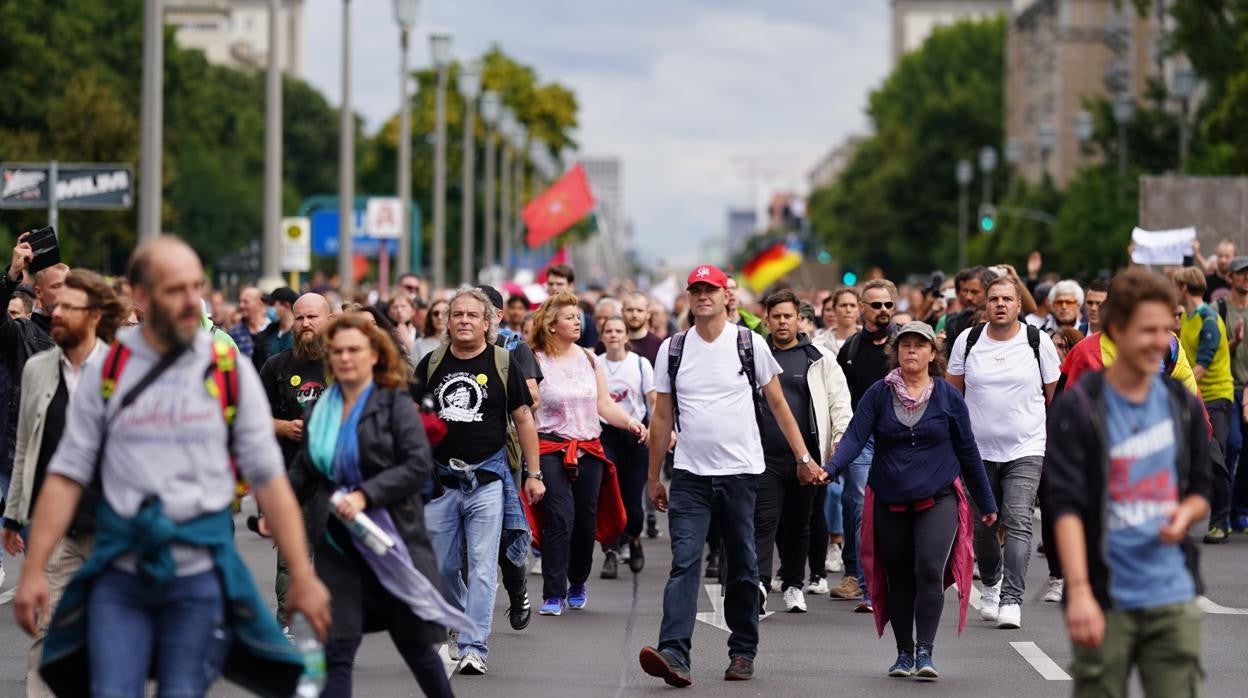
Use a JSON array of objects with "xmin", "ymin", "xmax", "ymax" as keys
[
  {"xmin": 290, "ymin": 613, "xmax": 326, "ymax": 697},
  {"xmin": 329, "ymin": 491, "xmax": 396, "ymax": 555}
]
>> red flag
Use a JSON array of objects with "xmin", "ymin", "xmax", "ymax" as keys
[
  {"xmin": 523, "ymin": 164, "xmax": 595, "ymax": 247},
  {"xmin": 536, "ymin": 246, "xmax": 570, "ymax": 284}
]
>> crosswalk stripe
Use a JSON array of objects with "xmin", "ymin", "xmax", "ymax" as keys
[
  {"xmin": 1010, "ymin": 641, "xmax": 1071, "ymax": 681},
  {"xmin": 1196, "ymin": 595, "xmax": 1248, "ymax": 615}
]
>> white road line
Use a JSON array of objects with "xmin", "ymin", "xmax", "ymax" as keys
[
  {"xmin": 438, "ymin": 644, "xmax": 457, "ymax": 678},
  {"xmin": 1010, "ymin": 641, "xmax": 1071, "ymax": 681},
  {"xmin": 968, "ymin": 582, "xmax": 982, "ymax": 610},
  {"xmin": 695, "ymin": 584, "xmax": 773, "ymax": 632},
  {"xmin": 0, "ymin": 587, "xmax": 14, "ymax": 606},
  {"xmin": 1196, "ymin": 595, "xmax": 1248, "ymax": 615}
]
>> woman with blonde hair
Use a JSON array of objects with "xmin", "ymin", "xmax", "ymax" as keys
[{"xmin": 529, "ymin": 292, "xmax": 649, "ymax": 615}]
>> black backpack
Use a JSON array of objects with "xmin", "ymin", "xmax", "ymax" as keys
[
  {"xmin": 667, "ymin": 325, "xmax": 764, "ymax": 434},
  {"xmin": 962, "ymin": 322, "xmax": 1046, "ymax": 397}
]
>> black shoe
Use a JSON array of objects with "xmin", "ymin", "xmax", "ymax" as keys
[
  {"xmin": 507, "ymin": 589, "xmax": 532, "ymax": 631},
  {"xmin": 1203, "ymin": 526, "xmax": 1230, "ymax": 544},
  {"xmin": 705, "ymin": 551, "xmax": 721, "ymax": 579},
  {"xmin": 640, "ymin": 646, "xmax": 692, "ymax": 688},
  {"xmin": 628, "ymin": 538, "xmax": 645, "ymax": 574},
  {"xmin": 646, "ymin": 513, "xmax": 659, "ymax": 539},
  {"xmin": 601, "ymin": 550, "xmax": 620, "ymax": 579},
  {"xmin": 724, "ymin": 655, "xmax": 754, "ymax": 681}
]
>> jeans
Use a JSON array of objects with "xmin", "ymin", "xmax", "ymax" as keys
[
  {"xmin": 873, "ymin": 490, "xmax": 958, "ymax": 653},
  {"xmin": 87, "ymin": 568, "xmax": 227, "ymax": 698},
  {"xmin": 806, "ymin": 484, "xmax": 829, "ymax": 580},
  {"xmin": 972, "ymin": 456, "xmax": 1043, "ymax": 605},
  {"xmin": 825, "ymin": 478, "xmax": 844, "ymax": 536},
  {"xmin": 754, "ymin": 464, "xmax": 816, "ymax": 590},
  {"xmin": 425, "ymin": 479, "xmax": 503, "ymax": 658},
  {"xmin": 602, "ymin": 424, "xmax": 648, "ymax": 543},
  {"xmin": 841, "ymin": 437, "xmax": 873, "ymax": 595},
  {"xmin": 1206, "ymin": 399, "xmax": 1232, "ymax": 529},
  {"xmin": 658, "ymin": 469, "xmax": 759, "ymax": 668},
  {"xmin": 1231, "ymin": 388, "xmax": 1248, "ymax": 518},
  {"xmin": 1070, "ymin": 601, "xmax": 1203, "ymax": 698},
  {"xmin": 537, "ymin": 451, "xmax": 604, "ymax": 599}
]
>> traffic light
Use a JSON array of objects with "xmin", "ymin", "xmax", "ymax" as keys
[
  {"xmin": 841, "ymin": 271, "xmax": 858, "ymax": 286},
  {"xmin": 978, "ymin": 203, "xmax": 997, "ymax": 234}
]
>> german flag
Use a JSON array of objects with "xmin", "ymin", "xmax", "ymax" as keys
[{"xmin": 742, "ymin": 242, "xmax": 802, "ymax": 293}]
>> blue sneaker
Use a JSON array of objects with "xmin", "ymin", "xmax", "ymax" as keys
[
  {"xmin": 568, "ymin": 583, "xmax": 588, "ymax": 610},
  {"xmin": 888, "ymin": 651, "xmax": 915, "ymax": 677},
  {"xmin": 1231, "ymin": 514, "xmax": 1248, "ymax": 534},
  {"xmin": 914, "ymin": 647, "xmax": 938, "ymax": 680},
  {"xmin": 539, "ymin": 597, "xmax": 564, "ymax": 616}
]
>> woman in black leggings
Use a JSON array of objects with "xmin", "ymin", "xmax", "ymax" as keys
[{"xmin": 824, "ymin": 322, "xmax": 997, "ymax": 680}]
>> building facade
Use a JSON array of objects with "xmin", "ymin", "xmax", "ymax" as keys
[
  {"xmin": 891, "ymin": 0, "xmax": 1011, "ymax": 67},
  {"xmin": 166, "ymin": 0, "xmax": 305, "ymax": 77},
  {"xmin": 808, "ymin": 135, "xmax": 867, "ymax": 191}
]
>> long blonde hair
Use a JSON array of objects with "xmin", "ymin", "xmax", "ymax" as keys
[{"xmin": 530, "ymin": 291, "xmax": 580, "ymax": 356}]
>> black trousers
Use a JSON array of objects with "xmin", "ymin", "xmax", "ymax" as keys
[
  {"xmin": 754, "ymin": 464, "xmax": 818, "ymax": 590},
  {"xmin": 1039, "ymin": 466, "xmax": 1062, "ymax": 579},
  {"xmin": 1207, "ymin": 399, "xmax": 1233, "ymax": 529},
  {"xmin": 873, "ymin": 491, "xmax": 958, "ymax": 653},
  {"xmin": 538, "ymin": 451, "xmax": 604, "ymax": 599},
  {"xmin": 325, "ymin": 636, "xmax": 451, "ymax": 698},
  {"xmin": 806, "ymin": 484, "xmax": 830, "ymax": 580},
  {"xmin": 602, "ymin": 424, "xmax": 648, "ymax": 544}
]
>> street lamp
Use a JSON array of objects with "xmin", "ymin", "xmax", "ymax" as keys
[
  {"xmin": 978, "ymin": 145, "xmax": 998, "ymax": 206},
  {"xmin": 458, "ymin": 61, "xmax": 481, "ymax": 286},
  {"xmin": 956, "ymin": 159, "xmax": 973, "ymax": 271},
  {"xmin": 1174, "ymin": 66, "xmax": 1199, "ymax": 174},
  {"xmin": 429, "ymin": 32, "xmax": 452, "ymax": 291},
  {"xmin": 512, "ymin": 123, "xmax": 528, "ymax": 257},
  {"xmin": 338, "ymin": 0, "xmax": 355, "ymax": 294},
  {"xmin": 499, "ymin": 108, "xmax": 515, "ymax": 275},
  {"xmin": 393, "ymin": 0, "xmax": 420, "ymax": 277},
  {"xmin": 480, "ymin": 90, "xmax": 501, "ymax": 269},
  {"xmin": 262, "ymin": 0, "xmax": 283, "ymax": 283},
  {"xmin": 1005, "ymin": 138, "xmax": 1023, "ymax": 200},
  {"xmin": 138, "ymin": 0, "xmax": 163, "ymax": 241},
  {"xmin": 1113, "ymin": 93, "xmax": 1135, "ymax": 206}
]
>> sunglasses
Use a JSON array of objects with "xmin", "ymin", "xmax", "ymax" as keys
[
  {"xmin": 1052, "ymin": 299, "xmax": 1079, "ymax": 308},
  {"xmin": 867, "ymin": 301, "xmax": 895, "ymax": 310},
  {"xmin": 402, "ymin": 285, "xmax": 420, "ymax": 293}
]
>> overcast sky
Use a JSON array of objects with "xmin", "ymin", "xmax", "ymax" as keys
[{"xmin": 302, "ymin": 0, "xmax": 890, "ymax": 267}]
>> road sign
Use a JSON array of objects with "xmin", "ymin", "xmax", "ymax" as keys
[
  {"xmin": 280, "ymin": 217, "xmax": 311, "ymax": 272},
  {"xmin": 365, "ymin": 197, "xmax": 402, "ymax": 239},
  {"xmin": 1, "ymin": 162, "xmax": 133, "ymax": 209}
]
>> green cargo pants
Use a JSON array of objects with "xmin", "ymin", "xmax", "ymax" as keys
[{"xmin": 1070, "ymin": 600, "xmax": 1204, "ymax": 698}]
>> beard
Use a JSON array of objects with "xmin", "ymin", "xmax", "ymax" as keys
[
  {"xmin": 293, "ymin": 332, "xmax": 326, "ymax": 362},
  {"xmin": 51, "ymin": 322, "xmax": 88, "ymax": 350},
  {"xmin": 149, "ymin": 299, "xmax": 199, "ymax": 349}
]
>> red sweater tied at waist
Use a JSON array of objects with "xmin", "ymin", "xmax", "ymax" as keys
[{"xmin": 523, "ymin": 437, "xmax": 628, "ymax": 549}]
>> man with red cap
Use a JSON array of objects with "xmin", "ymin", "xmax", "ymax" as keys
[{"xmin": 639, "ymin": 265, "xmax": 817, "ymax": 687}]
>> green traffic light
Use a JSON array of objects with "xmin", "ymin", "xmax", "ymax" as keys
[
  {"xmin": 980, "ymin": 216, "xmax": 995, "ymax": 233},
  {"xmin": 817, "ymin": 250, "xmax": 832, "ymax": 265},
  {"xmin": 842, "ymin": 272, "xmax": 858, "ymax": 286}
]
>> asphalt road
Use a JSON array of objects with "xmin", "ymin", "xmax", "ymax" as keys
[{"xmin": 0, "ymin": 501, "xmax": 1245, "ymax": 697}]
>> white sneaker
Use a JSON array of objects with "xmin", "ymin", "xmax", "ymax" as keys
[
  {"xmin": 805, "ymin": 577, "xmax": 830, "ymax": 595},
  {"xmin": 826, "ymin": 543, "xmax": 844, "ymax": 573},
  {"xmin": 1043, "ymin": 577, "xmax": 1064, "ymax": 603},
  {"xmin": 758, "ymin": 582, "xmax": 768, "ymax": 614},
  {"xmin": 997, "ymin": 603, "xmax": 1022, "ymax": 629},
  {"xmin": 769, "ymin": 576, "xmax": 783, "ymax": 593},
  {"xmin": 447, "ymin": 630, "xmax": 460, "ymax": 661},
  {"xmin": 783, "ymin": 586, "xmax": 808, "ymax": 613},
  {"xmin": 979, "ymin": 581, "xmax": 1001, "ymax": 622},
  {"xmin": 457, "ymin": 650, "xmax": 487, "ymax": 675}
]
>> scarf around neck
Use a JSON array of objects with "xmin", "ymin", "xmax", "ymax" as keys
[
  {"xmin": 308, "ymin": 382, "xmax": 373, "ymax": 486},
  {"xmin": 884, "ymin": 368, "xmax": 934, "ymax": 412}
]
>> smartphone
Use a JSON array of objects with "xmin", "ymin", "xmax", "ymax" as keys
[{"xmin": 26, "ymin": 226, "xmax": 60, "ymax": 273}]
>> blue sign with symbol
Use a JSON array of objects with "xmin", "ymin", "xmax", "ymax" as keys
[{"xmin": 311, "ymin": 209, "xmax": 384, "ymax": 258}]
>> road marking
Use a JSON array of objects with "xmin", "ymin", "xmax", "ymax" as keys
[
  {"xmin": 968, "ymin": 583, "xmax": 982, "ymax": 610},
  {"xmin": 0, "ymin": 587, "xmax": 14, "ymax": 606},
  {"xmin": 438, "ymin": 644, "xmax": 457, "ymax": 678},
  {"xmin": 1196, "ymin": 595, "xmax": 1248, "ymax": 615},
  {"xmin": 695, "ymin": 584, "xmax": 772, "ymax": 632},
  {"xmin": 1010, "ymin": 641, "xmax": 1071, "ymax": 681}
]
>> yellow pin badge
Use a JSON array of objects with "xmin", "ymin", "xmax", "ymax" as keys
[
  {"xmin": 476, "ymin": 373, "xmax": 488, "ymax": 385},
  {"xmin": 291, "ymin": 375, "xmax": 302, "ymax": 387}
]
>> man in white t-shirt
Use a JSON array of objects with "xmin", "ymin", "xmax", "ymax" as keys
[
  {"xmin": 638, "ymin": 264, "xmax": 817, "ymax": 687},
  {"xmin": 947, "ymin": 275, "xmax": 1060, "ymax": 631}
]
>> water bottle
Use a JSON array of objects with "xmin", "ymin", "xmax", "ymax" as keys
[
  {"xmin": 329, "ymin": 491, "xmax": 396, "ymax": 555},
  {"xmin": 290, "ymin": 613, "xmax": 325, "ymax": 697}
]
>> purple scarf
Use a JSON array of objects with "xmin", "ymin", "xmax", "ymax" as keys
[{"xmin": 883, "ymin": 368, "xmax": 934, "ymax": 412}]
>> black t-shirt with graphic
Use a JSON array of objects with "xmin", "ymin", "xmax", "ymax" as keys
[
  {"xmin": 260, "ymin": 350, "xmax": 327, "ymax": 467},
  {"xmin": 414, "ymin": 345, "xmax": 532, "ymax": 465}
]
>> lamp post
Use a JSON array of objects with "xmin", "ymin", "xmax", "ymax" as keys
[
  {"xmin": 512, "ymin": 123, "xmax": 528, "ymax": 260},
  {"xmin": 1113, "ymin": 93, "xmax": 1135, "ymax": 207},
  {"xmin": 262, "ymin": 0, "xmax": 283, "ymax": 282},
  {"xmin": 978, "ymin": 145, "xmax": 997, "ymax": 206},
  {"xmin": 1174, "ymin": 67, "xmax": 1198, "ymax": 174},
  {"xmin": 138, "ymin": 0, "xmax": 164, "ymax": 241},
  {"xmin": 430, "ymin": 32, "xmax": 452, "ymax": 291},
  {"xmin": 338, "ymin": 0, "xmax": 355, "ymax": 294},
  {"xmin": 393, "ymin": 0, "xmax": 419, "ymax": 277},
  {"xmin": 458, "ymin": 62, "xmax": 481, "ymax": 286},
  {"xmin": 1074, "ymin": 110, "xmax": 1094, "ymax": 169},
  {"xmin": 956, "ymin": 159, "xmax": 973, "ymax": 271},
  {"xmin": 480, "ymin": 90, "xmax": 502, "ymax": 269},
  {"xmin": 499, "ymin": 110, "xmax": 515, "ymax": 274},
  {"xmin": 1005, "ymin": 137, "xmax": 1023, "ymax": 200}
]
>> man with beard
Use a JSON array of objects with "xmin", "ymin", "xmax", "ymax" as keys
[
  {"xmin": 259, "ymin": 293, "xmax": 333, "ymax": 626},
  {"xmin": 623, "ymin": 291, "xmax": 663, "ymax": 365},
  {"xmin": 2, "ymin": 269, "xmax": 121, "ymax": 697},
  {"xmin": 14, "ymin": 236, "xmax": 330, "ymax": 697}
]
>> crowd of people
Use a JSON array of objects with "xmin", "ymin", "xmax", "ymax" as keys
[{"xmin": 0, "ymin": 228, "xmax": 1236, "ymax": 697}]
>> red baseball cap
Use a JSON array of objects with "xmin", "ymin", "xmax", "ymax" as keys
[{"xmin": 686, "ymin": 264, "xmax": 730, "ymax": 290}]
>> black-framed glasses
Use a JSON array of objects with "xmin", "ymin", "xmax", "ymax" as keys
[
  {"xmin": 867, "ymin": 301, "xmax": 895, "ymax": 310},
  {"xmin": 57, "ymin": 304, "xmax": 96, "ymax": 313}
]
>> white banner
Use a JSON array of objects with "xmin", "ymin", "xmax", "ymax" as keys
[
  {"xmin": 1130, "ymin": 226, "xmax": 1196, "ymax": 266},
  {"xmin": 365, "ymin": 197, "xmax": 402, "ymax": 239},
  {"xmin": 280, "ymin": 217, "xmax": 311, "ymax": 272}
]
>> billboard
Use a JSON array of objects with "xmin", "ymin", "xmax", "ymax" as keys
[{"xmin": 1, "ymin": 163, "xmax": 134, "ymax": 209}]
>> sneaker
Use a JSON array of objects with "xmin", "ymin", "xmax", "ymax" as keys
[
  {"xmin": 1043, "ymin": 577, "xmax": 1064, "ymax": 603},
  {"xmin": 457, "ymin": 650, "xmax": 487, "ymax": 675},
  {"xmin": 529, "ymin": 551, "xmax": 542, "ymax": 576},
  {"xmin": 854, "ymin": 599, "xmax": 873, "ymax": 614},
  {"xmin": 888, "ymin": 651, "xmax": 915, "ymax": 678},
  {"xmin": 805, "ymin": 577, "xmax": 830, "ymax": 595},
  {"xmin": 979, "ymin": 581, "xmax": 1001, "ymax": 622},
  {"xmin": 618, "ymin": 543, "xmax": 631, "ymax": 563},
  {"xmin": 446, "ymin": 630, "xmax": 460, "ymax": 661},
  {"xmin": 567, "ymin": 583, "xmax": 588, "ymax": 610},
  {"xmin": 769, "ymin": 576, "xmax": 783, "ymax": 593},
  {"xmin": 914, "ymin": 647, "xmax": 938, "ymax": 680},
  {"xmin": 830, "ymin": 575, "xmax": 863, "ymax": 600},
  {"xmin": 539, "ymin": 597, "xmax": 564, "ymax": 616},
  {"xmin": 1231, "ymin": 514, "xmax": 1248, "ymax": 534},
  {"xmin": 645, "ymin": 513, "xmax": 660, "ymax": 539},
  {"xmin": 508, "ymin": 589, "xmax": 532, "ymax": 630},
  {"xmin": 783, "ymin": 587, "xmax": 808, "ymax": 613},
  {"xmin": 601, "ymin": 550, "xmax": 620, "ymax": 580},
  {"xmin": 758, "ymin": 582, "xmax": 768, "ymax": 614},
  {"xmin": 628, "ymin": 537, "xmax": 645, "ymax": 573},
  {"xmin": 705, "ymin": 551, "xmax": 721, "ymax": 579},
  {"xmin": 997, "ymin": 603, "xmax": 1021, "ymax": 629},
  {"xmin": 1203, "ymin": 526, "xmax": 1230, "ymax": 544},
  {"xmin": 724, "ymin": 655, "xmax": 754, "ymax": 681},
  {"xmin": 639, "ymin": 646, "xmax": 691, "ymax": 688},
  {"xmin": 825, "ymin": 543, "xmax": 844, "ymax": 574}
]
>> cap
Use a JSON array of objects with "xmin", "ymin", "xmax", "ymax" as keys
[
  {"xmin": 893, "ymin": 320, "xmax": 936, "ymax": 347},
  {"xmin": 477, "ymin": 285, "xmax": 504, "ymax": 311},
  {"xmin": 941, "ymin": 288, "xmax": 957, "ymax": 302},
  {"xmin": 1230, "ymin": 256, "xmax": 1248, "ymax": 274},
  {"xmin": 686, "ymin": 264, "xmax": 730, "ymax": 290},
  {"xmin": 267, "ymin": 287, "xmax": 299, "ymax": 305},
  {"xmin": 798, "ymin": 302, "xmax": 817, "ymax": 322}
]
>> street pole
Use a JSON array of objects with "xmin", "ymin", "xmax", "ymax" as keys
[
  {"xmin": 514, "ymin": 138, "xmax": 526, "ymax": 260},
  {"xmin": 396, "ymin": 26, "xmax": 413, "ymax": 276},
  {"xmin": 262, "ymin": 0, "xmax": 282, "ymax": 281},
  {"xmin": 338, "ymin": 0, "xmax": 355, "ymax": 295},
  {"xmin": 138, "ymin": 0, "xmax": 164, "ymax": 241},
  {"xmin": 480, "ymin": 91, "xmax": 500, "ymax": 270},
  {"xmin": 1113, "ymin": 95, "xmax": 1134, "ymax": 210},
  {"xmin": 458, "ymin": 64, "xmax": 480, "ymax": 286},
  {"xmin": 956, "ymin": 159, "xmax": 972, "ymax": 271},
  {"xmin": 48, "ymin": 160, "xmax": 58, "ymax": 232},
  {"xmin": 500, "ymin": 139, "xmax": 513, "ymax": 274},
  {"xmin": 979, "ymin": 146, "xmax": 997, "ymax": 206},
  {"xmin": 430, "ymin": 33, "xmax": 452, "ymax": 291}
]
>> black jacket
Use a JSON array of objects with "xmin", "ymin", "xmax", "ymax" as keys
[
  {"xmin": 0, "ymin": 269, "xmax": 53, "ymax": 474},
  {"xmin": 289, "ymin": 386, "xmax": 443, "ymax": 643},
  {"xmin": 1045, "ymin": 372, "xmax": 1212, "ymax": 610}
]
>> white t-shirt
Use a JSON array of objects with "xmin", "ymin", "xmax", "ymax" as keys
[
  {"xmin": 598, "ymin": 351, "xmax": 655, "ymax": 423},
  {"xmin": 947, "ymin": 322, "xmax": 1061, "ymax": 461},
  {"xmin": 654, "ymin": 324, "xmax": 782, "ymax": 476}
]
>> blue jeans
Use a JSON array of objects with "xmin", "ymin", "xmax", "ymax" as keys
[
  {"xmin": 825, "ymin": 478, "xmax": 844, "ymax": 536},
  {"xmin": 972, "ymin": 456, "xmax": 1043, "ymax": 605},
  {"xmin": 1231, "ymin": 388, "xmax": 1248, "ymax": 518},
  {"xmin": 657, "ymin": 469, "xmax": 759, "ymax": 668},
  {"xmin": 87, "ymin": 567, "xmax": 228, "ymax": 698},
  {"xmin": 841, "ymin": 437, "xmax": 873, "ymax": 595},
  {"xmin": 425, "ymin": 479, "xmax": 503, "ymax": 658}
]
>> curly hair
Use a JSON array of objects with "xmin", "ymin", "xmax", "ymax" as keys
[
  {"xmin": 442, "ymin": 289, "xmax": 498, "ymax": 345},
  {"xmin": 324, "ymin": 313, "xmax": 408, "ymax": 389},
  {"xmin": 64, "ymin": 269, "xmax": 127, "ymax": 343},
  {"xmin": 530, "ymin": 291, "xmax": 581, "ymax": 356}
]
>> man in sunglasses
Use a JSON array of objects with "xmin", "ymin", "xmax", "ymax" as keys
[{"xmin": 829, "ymin": 279, "xmax": 898, "ymax": 611}]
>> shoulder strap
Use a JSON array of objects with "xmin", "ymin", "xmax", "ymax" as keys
[
  {"xmin": 841, "ymin": 332, "xmax": 861, "ymax": 365},
  {"xmin": 962, "ymin": 323, "xmax": 987, "ymax": 363},
  {"xmin": 1026, "ymin": 324, "xmax": 1044, "ymax": 398},
  {"xmin": 425, "ymin": 343, "xmax": 449, "ymax": 383},
  {"xmin": 99, "ymin": 343, "xmax": 132, "ymax": 404},
  {"xmin": 668, "ymin": 331, "xmax": 688, "ymax": 431},
  {"xmin": 1218, "ymin": 298, "xmax": 1229, "ymax": 327},
  {"xmin": 736, "ymin": 325, "xmax": 765, "ymax": 434},
  {"xmin": 492, "ymin": 344, "xmax": 510, "ymax": 402},
  {"xmin": 204, "ymin": 340, "xmax": 240, "ymax": 428}
]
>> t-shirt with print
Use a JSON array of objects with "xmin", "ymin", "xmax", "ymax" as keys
[
  {"xmin": 1103, "ymin": 375, "xmax": 1196, "ymax": 610},
  {"xmin": 260, "ymin": 350, "xmax": 327, "ymax": 467},
  {"xmin": 414, "ymin": 345, "xmax": 531, "ymax": 467},
  {"xmin": 654, "ymin": 324, "xmax": 782, "ymax": 477},
  {"xmin": 946, "ymin": 323, "xmax": 1061, "ymax": 462},
  {"xmin": 599, "ymin": 351, "xmax": 655, "ymax": 423}
]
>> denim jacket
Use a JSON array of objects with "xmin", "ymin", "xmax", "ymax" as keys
[{"xmin": 436, "ymin": 448, "xmax": 532, "ymax": 566}]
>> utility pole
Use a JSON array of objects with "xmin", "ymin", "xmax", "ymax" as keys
[
  {"xmin": 394, "ymin": 0, "xmax": 419, "ymax": 275},
  {"xmin": 430, "ymin": 34, "xmax": 452, "ymax": 290},
  {"xmin": 480, "ymin": 91, "xmax": 501, "ymax": 269},
  {"xmin": 338, "ymin": 0, "xmax": 355, "ymax": 294},
  {"xmin": 458, "ymin": 63, "xmax": 480, "ymax": 286},
  {"xmin": 138, "ymin": 0, "xmax": 164, "ymax": 241},
  {"xmin": 499, "ymin": 131, "xmax": 513, "ymax": 274},
  {"xmin": 956, "ymin": 159, "xmax": 973, "ymax": 271},
  {"xmin": 262, "ymin": 0, "xmax": 283, "ymax": 281}
]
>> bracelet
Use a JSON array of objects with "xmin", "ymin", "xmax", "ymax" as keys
[{"xmin": 525, "ymin": 470, "xmax": 544, "ymax": 481}]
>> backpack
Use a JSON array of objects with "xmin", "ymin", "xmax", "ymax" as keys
[
  {"xmin": 667, "ymin": 325, "xmax": 764, "ymax": 434},
  {"xmin": 425, "ymin": 343, "xmax": 523, "ymax": 474},
  {"xmin": 962, "ymin": 323, "xmax": 1046, "ymax": 398}
]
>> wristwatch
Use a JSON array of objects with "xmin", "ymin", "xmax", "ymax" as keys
[
  {"xmin": 525, "ymin": 470, "xmax": 544, "ymax": 481},
  {"xmin": 796, "ymin": 454, "xmax": 812, "ymax": 465}
]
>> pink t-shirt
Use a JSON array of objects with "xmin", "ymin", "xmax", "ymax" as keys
[{"xmin": 535, "ymin": 350, "xmax": 603, "ymax": 440}]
